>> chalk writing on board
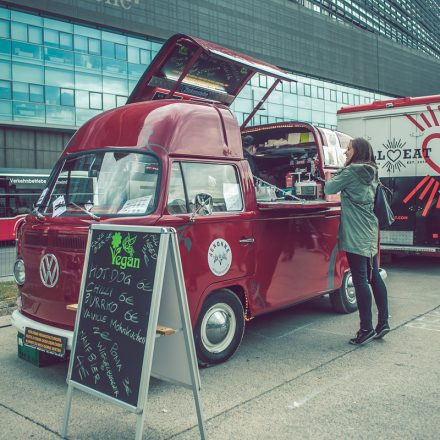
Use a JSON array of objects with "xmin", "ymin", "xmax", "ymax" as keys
[
  {"xmin": 109, "ymin": 319, "xmax": 146, "ymax": 344},
  {"xmin": 86, "ymin": 282, "xmax": 113, "ymax": 297},
  {"xmin": 110, "ymin": 342, "xmax": 123, "ymax": 372},
  {"xmin": 89, "ymin": 265, "xmax": 132, "ymax": 285},
  {"xmin": 136, "ymin": 279, "xmax": 153, "ymax": 293},
  {"xmin": 77, "ymin": 330, "xmax": 101, "ymax": 384},
  {"xmin": 118, "ymin": 292, "xmax": 134, "ymax": 305},
  {"xmin": 76, "ymin": 355, "xmax": 89, "ymax": 380},
  {"xmin": 71, "ymin": 229, "xmax": 160, "ymax": 407},
  {"xmin": 91, "ymin": 232, "xmax": 112, "ymax": 254},
  {"xmin": 122, "ymin": 378, "xmax": 132, "ymax": 396},
  {"xmin": 83, "ymin": 308, "xmax": 108, "ymax": 323},
  {"xmin": 98, "ymin": 341, "xmax": 119, "ymax": 398},
  {"xmin": 142, "ymin": 234, "xmax": 159, "ymax": 266}
]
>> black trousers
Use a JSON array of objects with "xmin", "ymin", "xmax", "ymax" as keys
[{"xmin": 346, "ymin": 252, "xmax": 389, "ymax": 331}]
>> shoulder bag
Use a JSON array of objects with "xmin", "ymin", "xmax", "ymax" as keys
[{"xmin": 374, "ymin": 181, "xmax": 395, "ymax": 229}]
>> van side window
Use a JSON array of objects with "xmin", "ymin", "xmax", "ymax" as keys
[
  {"xmin": 181, "ymin": 162, "xmax": 243, "ymax": 213},
  {"xmin": 167, "ymin": 162, "xmax": 188, "ymax": 214}
]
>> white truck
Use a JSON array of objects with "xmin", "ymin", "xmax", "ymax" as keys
[{"xmin": 337, "ymin": 95, "xmax": 440, "ymax": 257}]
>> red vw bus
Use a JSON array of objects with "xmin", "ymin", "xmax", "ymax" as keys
[{"xmin": 12, "ymin": 34, "xmax": 365, "ymax": 366}]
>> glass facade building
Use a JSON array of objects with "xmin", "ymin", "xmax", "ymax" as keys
[
  {"xmin": 292, "ymin": 0, "xmax": 440, "ymax": 59},
  {"xmin": 0, "ymin": 4, "xmax": 393, "ymax": 134},
  {"xmin": 0, "ymin": 7, "xmax": 162, "ymax": 128}
]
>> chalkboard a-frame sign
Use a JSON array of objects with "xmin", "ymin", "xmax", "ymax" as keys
[{"xmin": 62, "ymin": 225, "xmax": 206, "ymax": 440}]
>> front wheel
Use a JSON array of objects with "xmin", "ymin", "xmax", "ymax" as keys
[
  {"xmin": 194, "ymin": 289, "xmax": 245, "ymax": 367},
  {"xmin": 330, "ymin": 271, "xmax": 358, "ymax": 313}
]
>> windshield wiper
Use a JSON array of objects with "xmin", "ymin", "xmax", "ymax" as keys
[{"xmin": 67, "ymin": 202, "xmax": 100, "ymax": 221}]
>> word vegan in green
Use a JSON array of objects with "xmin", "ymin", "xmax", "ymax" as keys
[{"xmin": 110, "ymin": 232, "xmax": 140, "ymax": 270}]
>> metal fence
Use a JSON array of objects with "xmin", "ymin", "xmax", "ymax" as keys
[{"xmin": 0, "ymin": 240, "xmax": 15, "ymax": 279}]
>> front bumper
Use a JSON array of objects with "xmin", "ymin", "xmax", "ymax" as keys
[{"xmin": 11, "ymin": 310, "xmax": 74, "ymax": 350}]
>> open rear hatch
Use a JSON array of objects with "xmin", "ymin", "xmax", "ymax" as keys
[{"xmin": 127, "ymin": 33, "xmax": 293, "ymax": 128}]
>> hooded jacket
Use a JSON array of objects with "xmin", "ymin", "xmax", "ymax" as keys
[{"xmin": 324, "ymin": 163, "xmax": 379, "ymax": 258}]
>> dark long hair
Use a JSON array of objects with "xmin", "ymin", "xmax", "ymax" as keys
[{"xmin": 346, "ymin": 137, "xmax": 377, "ymax": 168}]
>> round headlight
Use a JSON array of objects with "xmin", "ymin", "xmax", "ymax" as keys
[{"xmin": 13, "ymin": 259, "xmax": 25, "ymax": 285}]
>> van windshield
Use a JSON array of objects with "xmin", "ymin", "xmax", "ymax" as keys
[{"xmin": 42, "ymin": 151, "xmax": 160, "ymax": 217}]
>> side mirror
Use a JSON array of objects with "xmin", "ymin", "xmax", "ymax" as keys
[{"xmin": 194, "ymin": 193, "xmax": 213, "ymax": 216}]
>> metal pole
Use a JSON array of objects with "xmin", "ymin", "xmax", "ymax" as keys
[
  {"xmin": 192, "ymin": 384, "xmax": 207, "ymax": 439},
  {"xmin": 241, "ymin": 79, "xmax": 280, "ymax": 129},
  {"xmin": 167, "ymin": 47, "xmax": 203, "ymax": 98},
  {"xmin": 61, "ymin": 385, "xmax": 73, "ymax": 438},
  {"xmin": 135, "ymin": 410, "xmax": 147, "ymax": 440}
]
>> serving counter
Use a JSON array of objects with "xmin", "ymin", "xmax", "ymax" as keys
[{"xmin": 257, "ymin": 199, "xmax": 340, "ymax": 212}]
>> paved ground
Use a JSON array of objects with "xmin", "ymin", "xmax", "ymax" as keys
[{"xmin": 0, "ymin": 255, "xmax": 439, "ymax": 439}]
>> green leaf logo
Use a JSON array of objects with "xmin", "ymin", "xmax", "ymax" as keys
[
  {"xmin": 112, "ymin": 232, "xmax": 122, "ymax": 249},
  {"xmin": 122, "ymin": 233, "xmax": 137, "ymax": 257}
]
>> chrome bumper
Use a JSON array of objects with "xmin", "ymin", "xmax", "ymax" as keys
[{"xmin": 11, "ymin": 309, "xmax": 74, "ymax": 350}]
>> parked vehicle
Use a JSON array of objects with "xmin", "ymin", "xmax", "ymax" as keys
[
  {"xmin": 338, "ymin": 95, "xmax": 440, "ymax": 257},
  {"xmin": 12, "ymin": 34, "xmax": 363, "ymax": 366},
  {"xmin": 0, "ymin": 168, "xmax": 50, "ymax": 242}
]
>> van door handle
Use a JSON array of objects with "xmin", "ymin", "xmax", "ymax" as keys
[{"xmin": 239, "ymin": 238, "xmax": 255, "ymax": 244}]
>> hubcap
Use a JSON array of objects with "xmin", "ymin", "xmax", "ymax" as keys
[
  {"xmin": 201, "ymin": 303, "xmax": 236, "ymax": 354},
  {"xmin": 345, "ymin": 273, "xmax": 357, "ymax": 304}
]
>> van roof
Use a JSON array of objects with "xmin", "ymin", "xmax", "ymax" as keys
[
  {"xmin": 338, "ymin": 94, "xmax": 440, "ymax": 114},
  {"xmin": 65, "ymin": 100, "xmax": 243, "ymax": 159}
]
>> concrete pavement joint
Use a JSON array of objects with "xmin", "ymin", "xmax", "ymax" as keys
[
  {"xmin": 393, "ymin": 304, "xmax": 440, "ymax": 332},
  {"xmin": 286, "ymin": 372, "xmax": 353, "ymax": 409},
  {"xmin": 306, "ymin": 327, "xmax": 347, "ymax": 336},
  {"xmin": 248, "ymin": 322, "xmax": 315, "ymax": 339},
  {"xmin": 0, "ymin": 402, "xmax": 63, "ymax": 438},
  {"xmin": 165, "ymin": 302, "xmax": 440, "ymax": 439}
]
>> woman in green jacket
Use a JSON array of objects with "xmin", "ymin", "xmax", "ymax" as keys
[{"xmin": 325, "ymin": 138, "xmax": 389, "ymax": 345}]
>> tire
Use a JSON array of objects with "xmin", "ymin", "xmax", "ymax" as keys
[
  {"xmin": 330, "ymin": 271, "xmax": 358, "ymax": 314},
  {"xmin": 194, "ymin": 289, "xmax": 245, "ymax": 367}
]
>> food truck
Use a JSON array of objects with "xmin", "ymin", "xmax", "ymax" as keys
[
  {"xmin": 12, "ymin": 34, "xmax": 367, "ymax": 367},
  {"xmin": 338, "ymin": 96, "xmax": 440, "ymax": 257}
]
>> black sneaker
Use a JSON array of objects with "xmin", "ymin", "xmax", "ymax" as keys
[
  {"xmin": 374, "ymin": 323, "xmax": 390, "ymax": 339},
  {"xmin": 349, "ymin": 329, "xmax": 375, "ymax": 345}
]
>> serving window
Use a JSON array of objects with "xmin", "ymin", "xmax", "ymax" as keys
[{"xmin": 241, "ymin": 127, "xmax": 320, "ymax": 190}]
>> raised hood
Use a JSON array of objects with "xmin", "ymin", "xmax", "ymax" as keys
[{"xmin": 127, "ymin": 33, "xmax": 293, "ymax": 108}]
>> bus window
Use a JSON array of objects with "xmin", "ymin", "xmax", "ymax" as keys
[{"xmin": 0, "ymin": 169, "xmax": 50, "ymax": 241}]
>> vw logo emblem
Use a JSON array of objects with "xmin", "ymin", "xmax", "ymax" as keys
[{"xmin": 40, "ymin": 254, "xmax": 59, "ymax": 288}]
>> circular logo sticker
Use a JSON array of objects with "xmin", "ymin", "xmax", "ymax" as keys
[{"xmin": 208, "ymin": 239, "xmax": 232, "ymax": 277}]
